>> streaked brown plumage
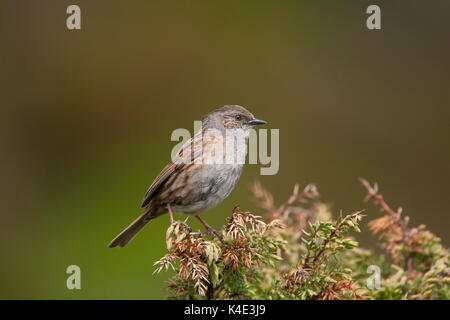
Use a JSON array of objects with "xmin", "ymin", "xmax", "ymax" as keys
[{"xmin": 108, "ymin": 105, "xmax": 266, "ymax": 248}]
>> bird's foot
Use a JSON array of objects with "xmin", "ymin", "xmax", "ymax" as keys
[
  {"xmin": 170, "ymin": 219, "xmax": 192, "ymax": 233},
  {"xmin": 203, "ymin": 226, "xmax": 224, "ymax": 245},
  {"xmin": 179, "ymin": 221, "xmax": 192, "ymax": 233}
]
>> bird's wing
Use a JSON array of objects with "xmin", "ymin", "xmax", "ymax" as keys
[
  {"xmin": 140, "ymin": 161, "xmax": 178, "ymax": 208},
  {"xmin": 140, "ymin": 131, "xmax": 203, "ymax": 208}
]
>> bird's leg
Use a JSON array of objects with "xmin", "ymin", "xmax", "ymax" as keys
[
  {"xmin": 195, "ymin": 215, "xmax": 224, "ymax": 245},
  {"xmin": 167, "ymin": 204, "xmax": 191, "ymax": 232},
  {"xmin": 168, "ymin": 204, "xmax": 175, "ymax": 224}
]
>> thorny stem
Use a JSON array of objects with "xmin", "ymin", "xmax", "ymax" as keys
[
  {"xmin": 359, "ymin": 178, "xmax": 413, "ymax": 240},
  {"xmin": 359, "ymin": 178, "xmax": 398, "ymax": 216},
  {"xmin": 359, "ymin": 178, "xmax": 423, "ymax": 273},
  {"xmin": 310, "ymin": 211, "xmax": 364, "ymax": 266},
  {"xmin": 272, "ymin": 184, "xmax": 300, "ymax": 220},
  {"xmin": 303, "ymin": 226, "xmax": 320, "ymax": 266},
  {"xmin": 271, "ymin": 184, "xmax": 318, "ymax": 221}
]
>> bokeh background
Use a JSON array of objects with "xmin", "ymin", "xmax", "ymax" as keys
[{"xmin": 1, "ymin": 0, "xmax": 449, "ymax": 299}]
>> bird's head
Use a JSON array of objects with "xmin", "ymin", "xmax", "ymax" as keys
[{"xmin": 203, "ymin": 105, "xmax": 266, "ymax": 131}]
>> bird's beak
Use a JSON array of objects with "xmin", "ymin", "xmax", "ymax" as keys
[{"xmin": 248, "ymin": 118, "xmax": 267, "ymax": 125}]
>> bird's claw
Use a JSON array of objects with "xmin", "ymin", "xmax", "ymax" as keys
[
  {"xmin": 203, "ymin": 227, "xmax": 225, "ymax": 245},
  {"xmin": 179, "ymin": 221, "xmax": 192, "ymax": 233},
  {"xmin": 171, "ymin": 220, "xmax": 192, "ymax": 233}
]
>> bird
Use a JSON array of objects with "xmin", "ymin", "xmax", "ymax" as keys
[{"xmin": 108, "ymin": 105, "xmax": 267, "ymax": 248}]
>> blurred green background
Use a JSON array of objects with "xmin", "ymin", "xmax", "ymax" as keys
[{"xmin": 0, "ymin": 0, "xmax": 449, "ymax": 299}]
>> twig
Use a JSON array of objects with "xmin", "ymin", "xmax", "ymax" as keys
[{"xmin": 310, "ymin": 210, "xmax": 365, "ymax": 266}]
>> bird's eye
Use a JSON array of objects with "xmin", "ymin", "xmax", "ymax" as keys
[{"xmin": 235, "ymin": 114, "xmax": 241, "ymax": 120}]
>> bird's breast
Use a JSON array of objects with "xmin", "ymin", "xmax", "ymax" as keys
[{"xmin": 169, "ymin": 163, "xmax": 244, "ymax": 214}]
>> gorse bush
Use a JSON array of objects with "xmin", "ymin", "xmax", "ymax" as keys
[{"xmin": 153, "ymin": 179, "xmax": 450, "ymax": 300}]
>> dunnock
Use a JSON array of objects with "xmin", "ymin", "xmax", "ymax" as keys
[{"xmin": 108, "ymin": 105, "xmax": 266, "ymax": 248}]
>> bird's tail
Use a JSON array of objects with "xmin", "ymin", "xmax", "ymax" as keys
[{"xmin": 108, "ymin": 208, "xmax": 155, "ymax": 248}]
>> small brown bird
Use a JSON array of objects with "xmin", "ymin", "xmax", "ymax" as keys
[{"xmin": 108, "ymin": 105, "xmax": 266, "ymax": 248}]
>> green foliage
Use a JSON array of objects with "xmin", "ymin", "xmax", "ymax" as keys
[
  {"xmin": 154, "ymin": 212, "xmax": 285, "ymax": 299},
  {"xmin": 278, "ymin": 212, "xmax": 365, "ymax": 300},
  {"xmin": 153, "ymin": 180, "xmax": 450, "ymax": 300}
]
